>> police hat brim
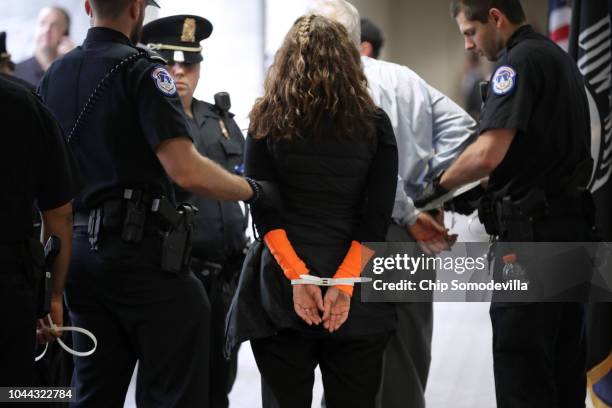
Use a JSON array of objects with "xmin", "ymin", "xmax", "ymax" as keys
[
  {"xmin": 148, "ymin": 0, "xmax": 160, "ymax": 8},
  {"xmin": 158, "ymin": 50, "xmax": 203, "ymax": 64}
]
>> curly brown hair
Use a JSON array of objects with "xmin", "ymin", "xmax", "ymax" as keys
[{"xmin": 248, "ymin": 14, "xmax": 378, "ymax": 140}]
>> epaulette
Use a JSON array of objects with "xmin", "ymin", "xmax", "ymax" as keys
[{"xmin": 136, "ymin": 45, "xmax": 167, "ymax": 65}]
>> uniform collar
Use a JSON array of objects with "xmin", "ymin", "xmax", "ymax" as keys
[
  {"xmin": 506, "ymin": 24, "xmax": 534, "ymax": 50},
  {"xmin": 84, "ymin": 27, "xmax": 133, "ymax": 46}
]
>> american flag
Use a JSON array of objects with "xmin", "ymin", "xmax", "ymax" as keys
[{"xmin": 549, "ymin": 0, "xmax": 572, "ymax": 51}]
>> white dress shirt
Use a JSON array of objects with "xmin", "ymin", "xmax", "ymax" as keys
[{"xmin": 362, "ymin": 56, "xmax": 477, "ymax": 225}]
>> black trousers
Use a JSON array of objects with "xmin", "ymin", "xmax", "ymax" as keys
[
  {"xmin": 377, "ymin": 224, "xmax": 433, "ymax": 408},
  {"xmin": 193, "ymin": 258, "xmax": 240, "ymax": 408},
  {"xmin": 66, "ymin": 230, "xmax": 210, "ymax": 408},
  {"xmin": 0, "ymin": 262, "xmax": 36, "ymax": 387},
  {"xmin": 252, "ymin": 329, "xmax": 390, "ymax": 408},
  {"xmin": 490, "ymin": 302, "xmax": 586, "ymax": 408},
  {"xmin": 489, "ymin": 214, "xmax": 594, "ymax": 407}
]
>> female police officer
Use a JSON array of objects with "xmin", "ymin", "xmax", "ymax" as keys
[{"xmin": 141, "ymin": 15, "xmax": 249, "ymax": 408}]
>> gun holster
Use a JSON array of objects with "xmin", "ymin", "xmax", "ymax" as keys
[
  {"xmin": 479, "ymin": 188, "xmax": 547, "ymax": 241},
  {"xmin": 152, "ymin": 197, "xmax": 198, "ymax": 274}
]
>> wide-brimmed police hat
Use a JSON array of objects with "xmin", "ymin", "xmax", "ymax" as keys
[{"xmin": 141, "ymin": 15, "xmax": 213, "ymax": 64}]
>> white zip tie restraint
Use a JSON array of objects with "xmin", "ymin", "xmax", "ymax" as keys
[
  {"xmin": 291, "ymin": 274, "xmax": 372, "ymax": 286},
  {"xmin": 35, "ymin": 315, "xmax": 97, "ymax": 362}
]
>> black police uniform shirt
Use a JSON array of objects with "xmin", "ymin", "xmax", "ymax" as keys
[
  {"xmin": 479, "ymin": 25, "xmax": 591, "ymax": 198},
  {"xmin": 174, "ymin": 99, "xmax": 247, "ymax": 261},
  {"xmin": 38, "ymin": 27, "xmax": 191, "ymax": 210},
  {"xmin": 0, "ymin": 76, "xmax": 79, "ymax": 244}
]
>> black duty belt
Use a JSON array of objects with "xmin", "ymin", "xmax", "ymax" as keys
[
  {"xmin": 479, "ymin": 188, "xmax": 594, "ymax": 237},
  {"xmin": 73, "ymin": 190, "xmax": 198, "ymax": 274}
]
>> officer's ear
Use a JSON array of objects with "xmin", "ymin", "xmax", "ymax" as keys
[
  {"xmin": 84, "ymin": 0, "xmax": 92, "ymax": 19},
  {"xmin": 128, "ymin": 0, "xmax": 144, "ymax": 21},
  {"xmin": 489, "ymin": 8, "xmax": 504, "ymax": 28}
]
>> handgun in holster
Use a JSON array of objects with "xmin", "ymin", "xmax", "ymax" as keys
[
  {"xmin": 152, "ymin": 196, "xmax": 198, "ymax": 274},
  {"xmin": 37, "ymin": 236, "xmax": 61, "ymax": 318},
  {"xmin": 478, "ymin": 188, "xmax": 546, "ymax": 241}
]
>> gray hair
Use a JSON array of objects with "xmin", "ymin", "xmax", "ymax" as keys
[{"xmin": 307, "ymin": 0, "xmax": 361, "ymax": 47}]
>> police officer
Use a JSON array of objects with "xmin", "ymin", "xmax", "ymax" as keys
[
  {"xmin": 38, "ymin": 1, "xmax": 260, "ymax": 406},
  {"xmin": 0, "ymin": 76, "xmax": 78, "ymax": 387},
  {"xmin": 416, "ymin": 1, "xmax": 595, "ymax": 406},
  {"xmin": 141, "ymin": 15, "xmax": 248, "ymax": 408}
]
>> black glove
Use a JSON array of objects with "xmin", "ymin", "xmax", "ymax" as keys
[
  {"xmin": 414, "ymin": 174, "xmax": 449, "ymax": 209},
  {"xmin": 444, "ymin": 185, "xmax": 485, "ymax": 216},
  {"xmin": 244, "ymin": 178, "xmax": 282, "ymax": 210}
]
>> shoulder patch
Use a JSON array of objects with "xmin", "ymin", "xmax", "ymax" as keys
[
  {"xmin": 151, "ymin": 67, "xmax": 177, "ymax": 96},
  {"xmin": 491, "ymin": 65, "xmax": 517, "ymax": 96}
]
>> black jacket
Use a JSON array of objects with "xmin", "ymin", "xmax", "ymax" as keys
[{"xmin": 226, "ymin": 110, "xmax": 398, "ymax": 351}]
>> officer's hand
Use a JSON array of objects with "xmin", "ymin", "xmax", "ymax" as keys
[
  {"xmin": 414, "ymin": 176, "xmax": 449, "ymax": 209},
  {"xmin": 36, "ymin": 297, "xmax": 63, "ymax": 344},
  {"xmin": 322, "ymin": 287, "xmax": 350, "ymax": 333},
  {"xmin": 444, "ymin": 184, "xmax": 485, "ymax": 216},
  {"xmin": 292, "ymin": 284, "xmax": 324, "ymax": 326}
]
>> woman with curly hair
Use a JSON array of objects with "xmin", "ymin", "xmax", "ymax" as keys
[{"xmin": 240, "ymin": 14, "xmax": 398, "ymax": 408}]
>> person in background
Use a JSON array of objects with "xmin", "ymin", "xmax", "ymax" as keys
[
  {"xmin": 0, "ymin": 32, "xmax": 15, "ymax": 76},
  {"xmin": 142, "ymin": 14, "xmax": 248, "ymax": 408},
  {"xmin": 242, "ymin": 13, "xmax": 398, "ymax": 408},
  {"xmin": 15, "ymin": 5, "xmax": 75, "ymax": 86},
  {"xmin": 461, "ymin": 51, "xmax": 487, "ymax": 119},
  {"xmin": 360, "ymin": 18, "xmax": 384, "ymax": 59},
  {"xmin": 309, "ymin": 2, "xmax": 477, "ymax": 408}
]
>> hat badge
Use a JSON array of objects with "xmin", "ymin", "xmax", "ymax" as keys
[{"xmin": 181, "ymin": 18, "xmax": 197, "ymax": 43}]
